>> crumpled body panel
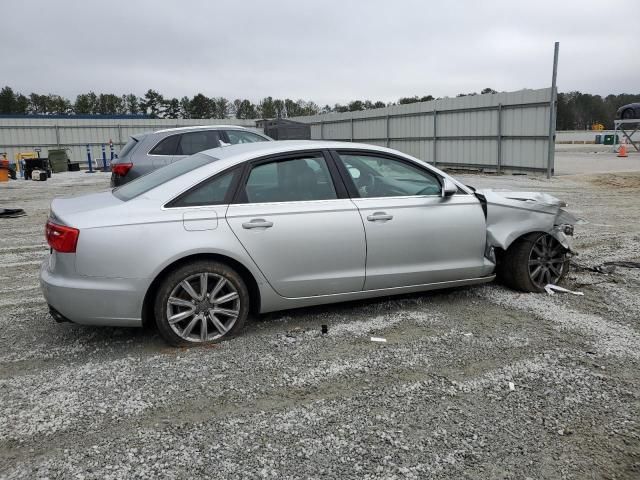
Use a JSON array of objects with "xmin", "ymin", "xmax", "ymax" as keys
[{"xmin": 477, "ymin": 190, "xmax": 580, "ymax": 253}]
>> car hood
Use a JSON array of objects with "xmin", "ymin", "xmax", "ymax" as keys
[{"xmin": 476, "ymin": 189, "xmax": 580, "ymax": 252}]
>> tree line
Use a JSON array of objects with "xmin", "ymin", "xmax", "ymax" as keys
[{"xmin": 0, "ymin": 85, "xmax": 637, "ymax": 129}]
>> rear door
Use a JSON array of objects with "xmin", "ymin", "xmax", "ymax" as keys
[
  {"xmin": 172, "ymin": 130, "xmax": 221, "ymax": 163},
  {"xmin": 226, "ymin": 150, "xmax": 366, "ymax": 298},
  {"xmin": 334, "ymin": 150, "xmax": 488, "ymax": 290}
]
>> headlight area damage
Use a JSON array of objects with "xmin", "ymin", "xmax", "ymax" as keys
[{"xmin": 476, "ymin": 190, "xmax": 581, "ymax": 258}]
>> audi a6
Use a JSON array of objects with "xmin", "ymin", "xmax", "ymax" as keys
[{"xmin": 41, "ymin": 141, "xmax": 578, "ymax": 345}]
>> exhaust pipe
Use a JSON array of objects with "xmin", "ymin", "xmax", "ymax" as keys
[{"xmin": 49, "ymin": 306, "xmax": 72, "ymax": 323}]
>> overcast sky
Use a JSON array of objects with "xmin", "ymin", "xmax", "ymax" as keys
[{"xmin": 2, "ymin": 0, "xmax": 637, "ymax": 105}]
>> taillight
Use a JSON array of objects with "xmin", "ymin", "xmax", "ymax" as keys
[
  {"xmin": 46, "ymin": 220, "xmax": 79, "ymax": 253},
  {"xmin": 112, "ymin": 162, "xmax": 133, "ymax": 176}
]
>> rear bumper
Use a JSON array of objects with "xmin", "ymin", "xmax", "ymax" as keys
[{"xmin": 40, "ymin": 259, "xmax": 145, "ymax": 327}]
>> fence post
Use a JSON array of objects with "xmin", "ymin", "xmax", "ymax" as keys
[
  {"xmin": 350, "ymin": 117, "xmax": 354, "ymax": 142},
  {"xmin": 432, "ymin": 110, "xmax": 437, "ymax": 166},
  {"xmin": 86, "ymin": 145, "xmax": 93, "ymax": 173},
  {"xmin": 101, "ymin": 144, "xmax": 108, "ymax": 172},
  {"xmin": 320, "ymin": 120, "xmax": 324, "ymax": 140},
  {"xmin": 54, "ymin": 125, "xmax": 60, "ymax": 147},
  {"xmin": 497, "ymin": 103, "xmax": 503, "ymax": 174},
  {"xmin": 386, "ymin": 115, "xmax": 390, "ymax": 147},
  {"xmin": 117, "ymin": 124, "xmax": 123, "ymax": 146},
  {"xmin": 109, "ymin": 139, "xmax": 114, "ymax": 164},
  {"xmin": 547, "ymin": 41, "xmax": 559, "ymax": 179}
]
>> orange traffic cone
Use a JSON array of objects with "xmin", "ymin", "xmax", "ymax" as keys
[{"xmin": 617, "ymin": 142, "xmax": 628, "ymax": 158}]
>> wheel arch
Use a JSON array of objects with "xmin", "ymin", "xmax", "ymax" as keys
[{"xmin": 141, "ymin": 252, "xmax": 262, "ymax": 327}]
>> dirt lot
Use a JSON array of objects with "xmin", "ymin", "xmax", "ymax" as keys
[{"xmin": 0, "ymin": 153, "xmax": 639, "ymax": 479}]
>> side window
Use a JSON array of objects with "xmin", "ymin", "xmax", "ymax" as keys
[
  {"xmin": 338, "ymin": 153, "xmax": 441, "ymax": 198},
  {"xmin": 225, "ymin": 130, "xmax": 267, "ymax": 145},
  {"xmin": 169, "ymin": 168, "xmax": 238, "ymax": 207},
  {"xmin": 177, "ymin": 131, "xmax": 220, "ymax": 156},
  {"xmin": 149, "ymin": 134, "xmax": 180, "ymax": 156},
  {"xmin": 244, "ymin": 155, "xmax": 337, "ymax": 203}
]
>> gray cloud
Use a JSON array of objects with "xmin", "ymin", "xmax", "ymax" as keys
[{"xmin": 1, "ymin": 0, "xmax": 637, "ymax": 104}]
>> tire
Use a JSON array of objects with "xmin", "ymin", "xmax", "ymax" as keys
[
  {"xmin": 497, "ymin": 232, "xmax": 569, "ymax": 293},
  {"xmin": 622, "ymin": 108, "xmax": 635, "ymax": 120},
  {"xmin": 154, "ymin": 260, "xmax": 249, "ymax": 346}
]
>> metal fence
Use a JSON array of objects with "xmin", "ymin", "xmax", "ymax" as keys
[
  {"xmin": 0, "ymin": 117, "xmax": 255, "ymax": 168},
  {"xmin": 292, "ymin": 88, "xmax": 555, "ymax": 174}
]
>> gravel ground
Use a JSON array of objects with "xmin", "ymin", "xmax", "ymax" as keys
[{"xmin": 0, "ymin": 155, "xmax": 639, "ymax": 479}]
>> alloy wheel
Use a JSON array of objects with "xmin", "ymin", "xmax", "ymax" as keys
[
  {"xmin": 166, "ymin": 273, "xmax": 240, "ymax": 342},
  {"xmin": 527, "ymin": 234, "xmax": 566, "ymax": 289}
]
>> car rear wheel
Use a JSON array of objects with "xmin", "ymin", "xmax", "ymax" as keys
[
  {"xmin": 154, "ymin": 261, "xmax": 249, "ymax": 346},
  {"xmin": 498, "ymin": 232, "xmax": 569, "ymax": 293},
  {"xmin": 623, "ymin": 108, "xmax": 635, "ymax": 119}
]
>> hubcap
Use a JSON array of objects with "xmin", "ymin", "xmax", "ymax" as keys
[
  {"xmin": 166, "ymin": 273, "xmax": 240, "ymax": 342},
  {"xmin": 528, "ymin": 235, "xmax": 566, "ymax": 289}
]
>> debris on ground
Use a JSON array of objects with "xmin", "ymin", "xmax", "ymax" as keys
[
  {"xmin": 0, "ymin": 208, "xmax": 26, "ymax": 218},
  {"xmin": 370, "ymin": 337, "xmax": 387, "ymax": 343},
  {"xmin": 544, "ymin": 284, "xmax": 585, "ymax": 296}
]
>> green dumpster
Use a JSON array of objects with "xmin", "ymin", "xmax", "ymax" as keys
[
  {"xmin": 48, "ymin": 149, "xmax": 70, "ymax": 173},
  {"xmin": 603, "ymin": 134, "xmax": 619, "ymax": 146}
]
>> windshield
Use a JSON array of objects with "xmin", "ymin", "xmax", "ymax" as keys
[{"xmin": 113, "ymin": 153, "xmax": 216, "ymax": 201}]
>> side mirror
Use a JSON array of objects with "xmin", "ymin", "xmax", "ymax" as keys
[{"xmin": 442, "ymin": 178, "xmax": 458, "ymax": 197}]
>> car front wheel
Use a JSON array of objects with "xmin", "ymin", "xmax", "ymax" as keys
[
  {"xmin": 154, "ymin": 261, "xmax": 249, "ymax": 346},
  {"xmin": 498, "ymin": 232, "xmax": 569, "ymax": 293}
]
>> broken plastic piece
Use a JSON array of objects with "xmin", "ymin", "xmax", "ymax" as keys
[
  {"xmin": 0, "ymin": 208, "xmax": 26, "ymax": 218},
  {"xmin": 544, "ymin": 284, "xmax": 584, "ymax": 296},
  {"xmin": 370, "ymin": 337, "xmax": 387, "ymax": 343},
  {"xmin": 508, "ymin": 382, "xmax": 515, "ymax": 391}
]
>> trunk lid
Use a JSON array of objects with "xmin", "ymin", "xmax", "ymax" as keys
[{"xmin": 50, "ymin": 191, "xmax": 123, "ymax": 227}]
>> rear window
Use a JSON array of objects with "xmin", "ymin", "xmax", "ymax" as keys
[
  {"xmin": 113, "ymin": 153, "xmax": 216, "ymax": 201},
  {"xmin": 118, "ymin": 137, "xmax": 139, "ymax": 158}
]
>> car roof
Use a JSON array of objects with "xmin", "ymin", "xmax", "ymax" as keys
[
  {"xmin": 199, "ymin": 140, "xmax": 401, "ymax": 161},
  {"xmin": 154, "ymin": 125, "xmax": 255, "ymax": 134}
]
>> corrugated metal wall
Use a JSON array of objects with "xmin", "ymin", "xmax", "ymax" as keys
[
  {"xmin": 292, "ymin": 88, "xmax": 553, "ymax": 173},
  {"xmin": 0, "ymin": 117, "xmax": 255, "ymax": 167}
]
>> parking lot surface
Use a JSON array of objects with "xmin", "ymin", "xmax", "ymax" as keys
[{"xmin": 1, "ymin": 152, "xmax": 639, "ymax": 479}]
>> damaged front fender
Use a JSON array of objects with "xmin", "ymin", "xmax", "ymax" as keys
[{"xmin": 476, "ymin": 190, "xmax": 580, "ymax": 254}]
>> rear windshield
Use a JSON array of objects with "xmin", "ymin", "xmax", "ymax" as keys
[
  {"xmin": 118, "ymin": 137, "xmax": 139, "ymax": 159},
  {"xmin": 113, "ymin": 153, "xmax": 216, "ymax": 201}
]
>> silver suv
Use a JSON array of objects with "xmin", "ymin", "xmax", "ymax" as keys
[{"xmin": 110, "ymin": 125, "xmax": 271, "ymax": 186}]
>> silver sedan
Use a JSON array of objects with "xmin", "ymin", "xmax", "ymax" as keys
[{"xmin": 40, "ymin": 141, "xmax": 578, "ymax": 346}]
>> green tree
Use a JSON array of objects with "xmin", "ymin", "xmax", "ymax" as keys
[
  {"xmin": 141, "ymin": 89, "xmax": 165, "ymax": 117},
  {"xmin": 481, "ymin": 88, "xmax": 497, "ymax": 94},
  {"xmin": 212, "ymin": 97, "xmax": 230, "ymax": 118},
  {"xmin": 259, "ymin": 96, "xmax": 277, "ymax": 118},
  {"xmin": 48, "ymin": 95, "xmax": 72, "ymax": 114},
  {"xmin": 74, "ymin": 93, "xmax": 92, "ymax": 114},
  {"xmin": 273, "ymin": 99, "xmax": 285, "ymax": 118},
  {"xmin": 189, "ymin": 93, "xmax": 211, "ymax": 118},
  {"xmin": 179, "ymin": 96, "xmax": 191, "ymax": 118},
  {"xmin": 0, "ymin": 86, "xmax": 16, "ymax": 114},
  {"xmin": 14, "ymin": 94, "xmax": 28, "ymax": 114},
  {"xmin": 164, "ymin": 98, "xmax": 181, "ymax": 118},
  {"xmin": 124, "ymin": 94, "xmax": 140, "ymax": 115},
  {"xmin": 234, "ymin": 99, "xmax": 258, "ymax": 119}
]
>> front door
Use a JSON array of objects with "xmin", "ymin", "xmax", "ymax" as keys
[
  {"xmin": 334, "ymin": 151, "xmax": 488, "ymax": 290},
  {"xmin": 226, "ymin": 151, "xmax": 366, "ymax": 298}
]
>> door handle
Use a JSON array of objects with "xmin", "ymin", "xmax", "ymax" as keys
[
  {"xmin": 242, "ymin": 219, "xmax": 274, "ymax": 229},
  {"xmin": 367, "ymin": 212, "xmax": 393, "ymax": 222}
]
